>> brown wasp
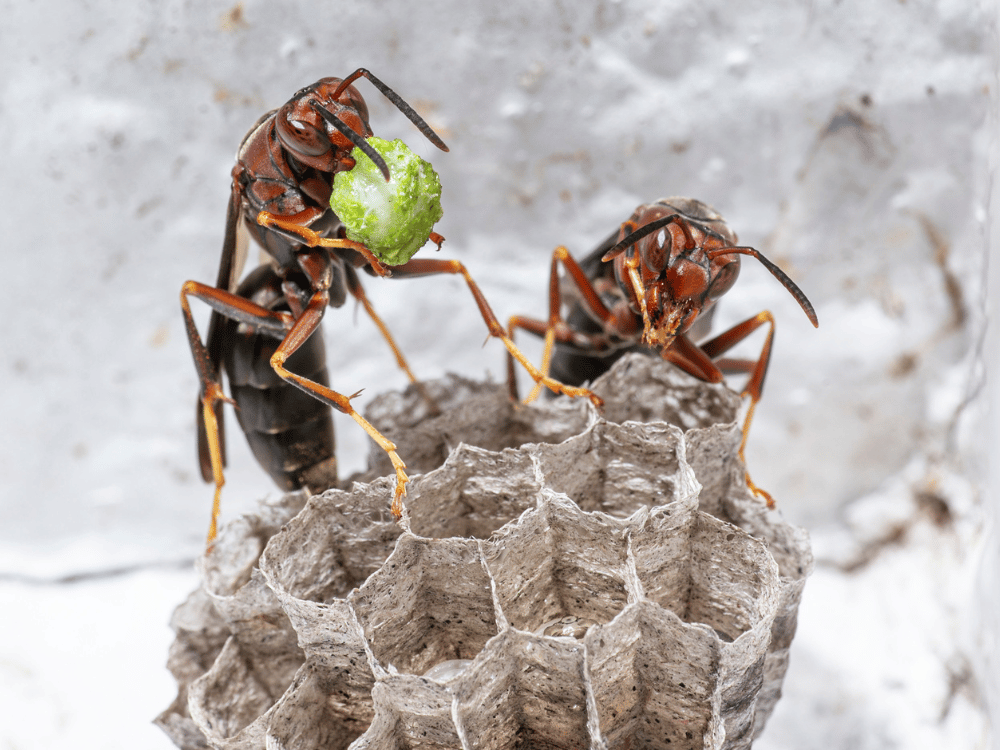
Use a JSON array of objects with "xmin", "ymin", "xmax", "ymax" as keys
[
  {"xmin": 181, "ymin": 70, "xmax": 572, "ymax": 543},
  {"xmin": 506, "ymin": 197, "xmax": 819, "ymax": 506}
]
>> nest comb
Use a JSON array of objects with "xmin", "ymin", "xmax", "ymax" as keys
[{"xmin": 157, "ymin": 353, "xmax": 812, "ymax": 750}]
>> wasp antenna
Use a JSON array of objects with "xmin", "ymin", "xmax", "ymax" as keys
[
  {"xmin": 709, "ymin": 246, "xmax": 819, "ymax": 327},
  {"xmin": 311, "ymin": 103, "xmax": 392, "ymax": 181},
  {"xmin": 335, "ymin": 68, "xmax": 450, "ymax": 153},
  {"xmin": 601, "ymin": 214, "xmax": 683, "ymax": 262}
]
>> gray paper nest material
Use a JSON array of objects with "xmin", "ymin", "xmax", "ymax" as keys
[{"xmin": 157, "ymin": 353, "xmax": 812, "ymax": 750}]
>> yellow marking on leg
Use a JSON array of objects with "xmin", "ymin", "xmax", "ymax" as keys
[
  {"xmin": 256, "ymin": 212, "xmax": 389, "ymax": 275},
  {"xmin": 348, "ymin": 410, "xmax": 409, "ymax": 517},
  {"xmin": 737, "ymin": 398, "xmax": 775, "ymax": 509},
  {"xmin": 525, "ymin": 325, "xmax": 557, "ymax": 404},
  {"xmin": 499, "ymin": 328, "xmax": 603, "ymax": 408},
  {"xmin": 200, "ymin": 385, "xmax": 228, "ymax": 545},
  {"xmin": 271, "ymin": 351, "xmax": 410, "ymax": 518}
]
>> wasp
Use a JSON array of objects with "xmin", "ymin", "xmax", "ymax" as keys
[
  {"xmin": 181, "ymin": 70, "xmax": 573, "ymax": 543},
  {"xmin": 506, "ymin": 197, "xmax": 819, "ymax": 506}
]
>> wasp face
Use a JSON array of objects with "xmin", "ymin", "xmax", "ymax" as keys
[
  {"xmin": 643, "ymin": 261, "xmax": 709, "ymax": 347},
  {"xmin": 274, "ymin": 78, "xmax": 371, "ymax": 172},
  {"xmin": 610, "ymin": 201, "xmax": 742, "ymax": 351}
]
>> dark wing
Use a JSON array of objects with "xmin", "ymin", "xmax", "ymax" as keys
[{"xmin": 196, "ymin": 181, "xmax": 248, "ymax": 481}]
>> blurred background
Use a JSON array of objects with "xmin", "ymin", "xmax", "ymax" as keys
[{"xmin": 0, "ymin": 1, "xmax": 995, "ymax": 748}]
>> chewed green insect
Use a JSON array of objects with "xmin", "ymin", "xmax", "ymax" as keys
[{"xmin": 330, "ymin": 137, "xmax": 444, "ymax": 266}]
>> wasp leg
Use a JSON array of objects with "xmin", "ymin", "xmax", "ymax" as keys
[
  {"xmin": 698, "ymin": 311, "xmax": 778, "ymax": 507},
  {"xmin": 180, "ymin": 280, "xmax": 295, "ymax": 543},
  {"xmin": 505, "ymin": 315, "xmax": 549, "ymax": 401},
  {"xmin": 504, "ymin": 313, "xmax": 623, "ymax": 403},
  {"xmin": 267, "ymin": 290, "xmax": 410, "ymax": 516},
  {"xmin": 519, "ymin": 246, "xmax": 623, "ymax": 403},
  {"xmin": 345, "ymin": 268, "xmax": 441, "ymax": 415},
  {"xmin": 507, "ymin": 244, "xmax": 622, "ymax": 404},
  {"xmin": 256, "ymin": 211, "xmax": 392, "ymax": 277},
  {"xmin": 389, "ymin": 258, "xmax": 604, "ymax": 410}
]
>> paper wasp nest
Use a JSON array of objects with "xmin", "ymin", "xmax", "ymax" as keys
[{"xmin": 157, "ymin": 354, "xmax": 811, "ymax": 750}]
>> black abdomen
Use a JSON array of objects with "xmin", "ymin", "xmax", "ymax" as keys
[{"xmin": 223, "ymin": 265, "xmax": 337, "ymax": 491}]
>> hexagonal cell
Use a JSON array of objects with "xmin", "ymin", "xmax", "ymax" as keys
[
  {"xmin": 531, "ymin": 421, "xmax": 689, "ymax": 516},
  {"xmin": 350, "ymin": 535, "xmax": 498, "ymax": 676},
  {"xmin": 585, "ymin": 600, "xmax": 725, "ymax": 750},
  {"xmin": 265, "ymin": 664, "xmax": 370, "ymax": 750},
  {"xmin": 353, "ymin": 677, "xmax": 460, "ymax": 750},
  {"xmin": 404, "ymin": 444, "xmax": 542, "ymax": 539},
  {"xmin": 484, "ymin": 494, "xmax": 632, "ymax": 635},
  {"xmin": 261, "ymin": 481, "xmax": 403, "ymax": 606},
  {"xmin": 256, "ymin": 483, "xmax": 409, "ymax": 732},
  {"xmin": 590, "ymin": 352, "xmax": 741, "ymax": 429},
  {"xmin": 162, "ymin": 495, "xmax": 307, "ymax": 749},
  {"xmin": 452, "ymin": 630, "xmax": 593, "ymax": 750},
  {"xmin": 186, "ymin": 637, "xmax": 278, "ymax": 746},
  {"xmin": 631, "ymin": 508, "xmax": 779, "ymax": 643},
  {"xmin": 156, "ymin": 588, "xmax": 230, "ymax": 749},
  {"xmin": 362, "ymin": 373, "xmax": 590, "ymax": 480},
  {"xmin": 681, "ymin": 422, "xmax": 814, "ymax": 738}
]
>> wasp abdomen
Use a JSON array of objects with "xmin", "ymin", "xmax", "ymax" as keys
[{"xmin": 224, "ymin": 265, "xmax": 337, "ymax": 491}]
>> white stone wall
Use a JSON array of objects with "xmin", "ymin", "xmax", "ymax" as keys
[{"xmin": 0, "ymin": 1, "xmax": 995, "ymax": 748}]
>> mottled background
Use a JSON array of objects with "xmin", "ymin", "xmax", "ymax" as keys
[{"xmin": 0, "ymin": 1, "xmax": 995, "ymax": 748}]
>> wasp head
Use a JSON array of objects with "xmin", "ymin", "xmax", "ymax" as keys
[
  {"xmin": 603, "ymin": 198, "xmax": 818, "ymax": 350},
  {"xmin": 604, "ymin": 200, "xmax": 742, "ymax": 350},
  {"xmin": 273, "ymin": 77, "xmax": 372, "ymax": 174},
  {"xmin": 272, "ymin": 71, "xmax": 448, "ymax": 182}
]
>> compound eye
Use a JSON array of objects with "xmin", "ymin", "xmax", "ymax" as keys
[
  {"xmin": 642, "ymin": 227, "xmax": 669, "ymax": 273},
  {"xmin": 707, "ymin": 260, "xmax": 739, "ymax": 300},
  {"xmin": 275, "ymin": 104, "xmax": 330, "ymax": 157},
  {"xmin": 340, "ymin": 90, "xmax": 369, "ymax": 123}
]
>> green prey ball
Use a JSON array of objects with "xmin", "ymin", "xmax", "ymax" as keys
[{"xmin": 329, "ymin": 136, "xmax": 444, "ymax": 266}]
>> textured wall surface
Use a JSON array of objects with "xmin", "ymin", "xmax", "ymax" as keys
[
  {"xmin": 2, "ymin": 0, "xmax": 991, "ymax": 548},
  {"xmin": 0, "ymin": 1, "xmax": 995, "ymax": 748}
]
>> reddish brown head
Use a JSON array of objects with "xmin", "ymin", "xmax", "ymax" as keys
[
  {"xmin": 602, "ymin": 198, "xmax": 817, "ymax": 350},
  {"xmin": 274, "ymin": 77, "xmax": 372, "ymax": 173},
  {"xmin": 272, "ymin": 69, "xmax": 448, "ymax": 181}
]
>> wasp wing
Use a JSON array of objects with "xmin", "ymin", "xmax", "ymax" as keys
[{"xmin": 196, "ymin": 182, "xmax": 249, "ymax": 482}]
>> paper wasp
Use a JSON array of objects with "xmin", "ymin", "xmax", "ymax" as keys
[
  {"xmin": 181, "ymin": 70, "xmax": 576, "ymax": 543},
  {"xmin": 506, "ymin": 197, "xmax": 819, "ymax": 505}
]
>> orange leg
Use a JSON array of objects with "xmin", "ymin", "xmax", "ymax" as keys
[
  {"xmin": 181, "ymin": 274, "xmax": 411, "ymax": 533},
  {"xmin": 256, "ymin": 211, "xmax": 392, "ymax": 276},
  {"xmin": 505, "ymin": 315, "xmax": 549, "ymax": 402},
  {"xmin": 345, "ymin": 270, "xmax": 440, "ymax": 414},
  {"xmin": 266, "ymin": 291, "xmax": 411, "ymax": 515},
  {"xmin": 505, "ymin": 246, "xmax": 621, "ymax": 404},
  {"xmin": 180, "ymin": 280, "xmax": 295, "ymax": 543},
  {"xmin": 390, "ymin": 257, "xmax": 604, "ymax": 409},
  {"xmin": 699, "ymin": 311, "xmax": 778, "ymax": 507},
  {"xmin": 527, "ymin": 247, "xmax": 619, "ymax": 403}
]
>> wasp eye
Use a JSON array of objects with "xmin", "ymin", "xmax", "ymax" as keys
[
  {"xmin": 707, "ymin": 260, "xmax": 740, "ymax": 300},
  {"xmin": 275, "ymin": 104, "xmax": 330, "ymax": 157}
]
